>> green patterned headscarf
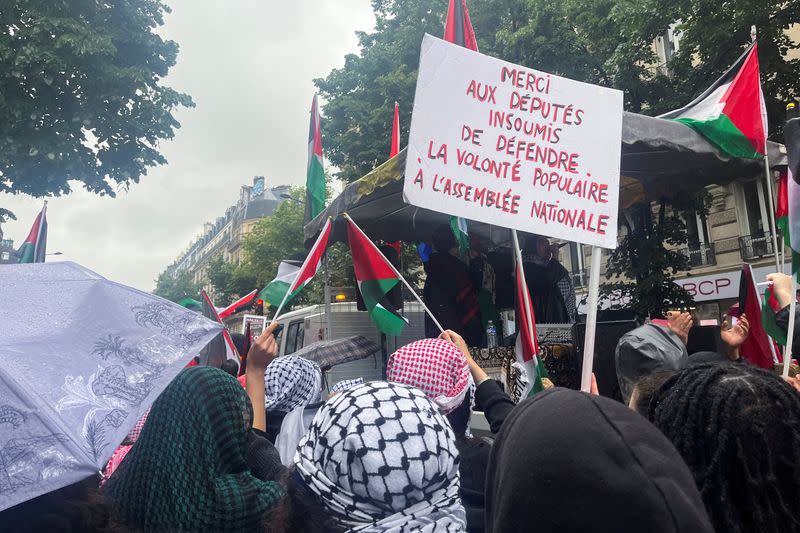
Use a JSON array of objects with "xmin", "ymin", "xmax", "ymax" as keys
[{"xmin": 105, "ymin": 367, "xmax": 284, "ymax": 531}]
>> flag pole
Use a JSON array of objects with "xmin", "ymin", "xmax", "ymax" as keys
[
  {"xmin": 581, "ymin": 247, "xmax": 603, "ymax": 392},
  {"xmin": 511, "ymin": 230, "xmax": 536, "ymax": 348},
  {"xmin": 343, "ymin": 213, "xmax": 444, "ymax": 333},
  {"xmin": 764, "ymin": 155, "xmax": 782, "ymax": 271},
  {"xmin": 783, "ymin": 276, "xmax": 797, "ymax": 378}
]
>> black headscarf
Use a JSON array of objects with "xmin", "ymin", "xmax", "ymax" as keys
[{"xmin": 485, "ymin": 388, "xmax": 713, "ymax": 533}]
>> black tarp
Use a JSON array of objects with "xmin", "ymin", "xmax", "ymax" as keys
[{"xmin": 305, "ymin": 112, "xmax": 786, "ymax": 247}]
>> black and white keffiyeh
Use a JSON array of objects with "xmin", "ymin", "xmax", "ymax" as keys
[
  {"xmin": 265, "ymin": 355, "xmax": 322, "ymax": 412},
  {"xmin": 330, "ymin": 377, "xmax": 364, "ymax": 395},
  {"xmin": 294, "ymin": 381, "xmax": 466, "ymax": 533}
]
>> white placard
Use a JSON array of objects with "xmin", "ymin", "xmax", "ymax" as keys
[{"xmin": 404, "ymin": 34, "xmax": 624, "ymax": 248}]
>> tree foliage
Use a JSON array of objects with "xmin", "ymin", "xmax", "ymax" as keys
[
  {"xmin": 602, "ymin": 192, "xmax": 710, "ymax": 318},
  {"xmin": 153, "ymin": 268, "xmax": 202, "ymax": 304},
  {"xmin": 317, "ymin": 0, "xmax": 798, "ymax": 183},
  {"xmin": 0, "ymin": 0, "xmax": 193, "ymax": 197}
]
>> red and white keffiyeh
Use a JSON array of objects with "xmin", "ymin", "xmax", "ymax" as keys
[{"xmin": 387, "ymin": 338, "xmax": 473, "ymax": 414}]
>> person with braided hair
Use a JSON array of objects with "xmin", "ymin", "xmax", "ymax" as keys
[{"xmin": 647, "ymin": 363, "xmax": 800, "ymax": 533}]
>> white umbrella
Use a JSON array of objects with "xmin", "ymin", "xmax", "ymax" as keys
[{"xmin": 0, "ymin": 262, "xmax": 223, "ymax": 512}]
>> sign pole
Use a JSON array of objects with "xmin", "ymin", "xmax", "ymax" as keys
[
  {"xmin": 763, "ymin": 156, "xmax": 782, "ymax": 271},
  {"xmin": 581, "ymin": 246, "xmax": 603, "ymax": 392}
]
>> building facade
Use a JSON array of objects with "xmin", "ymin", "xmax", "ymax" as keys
[
  {"xmin": 561, "ymin": 171, "xmax": 785, "ymax": 320},
  {"xmin": 166, "ymin": 176, "xmax": 290, "ymax": 294}
]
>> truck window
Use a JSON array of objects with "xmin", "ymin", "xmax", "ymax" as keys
[{"xmin": 285, "ymin": 320, "xmax": 304, "ymax": 355}]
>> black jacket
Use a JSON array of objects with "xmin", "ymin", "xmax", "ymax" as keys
[
  {"xmin": 474, "ymin": 379, "xmax": 516, "ymax": 434},
  {"xmin": 776, "ymin": 305, "xmax": 800, "ymax": 356},
  {"xmin": 456, "ymin": 435, "xmax": 492, "ymax": 533}
]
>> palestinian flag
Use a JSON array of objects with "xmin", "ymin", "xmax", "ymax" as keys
[
  {"xmin": 390, "ymin": 101, "xmax": 400, "ymax": 158},
  {"xmin": 305, "ymin": 94, "xmax": 326, "ymax": 223},
  {"xmin": 261, "ymin": 217, "xmax": 332, "ymax": 316},
  {"xmin": 260, "ymin": 261, "xmax": 302, "ymax": 306},
  {"xmin": 17, "ymin": 204, "xmax": 48, "ymax": 263},
  {"xmin": 218, "ymin": 289, "xmax": 258, "ymax": 319},
  {"xmin": 739, "ymin": 264, "xmax": 779, "ymax": 368},
  {"xmin": 346, "ymin": 216, "xmax": 408, "ymax": 336},
  {"xmin": 763, "ymin": 284, "xmax": 787, "ymax": 345},
  {"xmin": 514, "ymin": 259, "xmax": 549, "ymax": 396},
  {"xmin": 450, "ymin": 216, "xmax": 469, "ymax": 255},
  {"xmin": 786, "ymin": 103, "xmax": 800, "ymax": 277},
  {"xmin": 660, "ymin": 42, "xmax": 767, "ymax": 160},
  {"xmin": 443, "ymin": 0, "xmax": 478, "ymax": 52}
]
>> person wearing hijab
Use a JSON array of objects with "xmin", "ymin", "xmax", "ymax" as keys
[
  {"xmin": 100, "ymin": 408, "xmax": 150, "ymax": 485},
  {"xmin": 293, "ymin": 381, "xmax": 466, "ymax": 532},
  {"xmin": 264, "ymin": 355, "xmax": 323, "ymax": 464},
  {"xmin": 387, "ymin": 336, "xmax": 486, "ymax": 532},
  {"xmin": 329, "ymin": 377, "xmax": 364, "ymax": 395},
  {"xmin": 104, "ymin": 366, "xmax": 285, "ymax": 532},
  {"xmin": 485, "ymin": 388, "xmax": 714, "ymax": 533}
]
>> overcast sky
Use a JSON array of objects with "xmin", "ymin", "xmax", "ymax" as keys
[{"xmin": 0, "ymin": 0, "xmax": 375, "ymax": 291}]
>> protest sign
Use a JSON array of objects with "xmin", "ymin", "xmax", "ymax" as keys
[
  {"xmin": 404, "ymin": 34, "xmax": 624, "ymax": 248},
  {"xmin": 242, "ymin": 314, "xmax": 267, "ymax": 343}
]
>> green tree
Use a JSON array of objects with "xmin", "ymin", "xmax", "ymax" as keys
[
  {"xmin": 205, "ymin": 255, "xmax": 257, "ymax": 305},
  {"xmin": 0, "ymin": 0, "xmax": 193, "ymax": 197},
  {"xmin": 602, "ymin": 192, "xmax": 710, "ymax": 318},
  {"xmin": 153, "ymin": 269, "xmax": 202, "ymax": 303}
]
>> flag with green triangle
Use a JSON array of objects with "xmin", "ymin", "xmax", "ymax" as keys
[
  {"xmin": 660, "ymin": 42, "xmax": 767, "ymax": 160},
  {"xmin": 17, "ymin": 204, "xmax": 47, "ymax": 263},
  {"xmin": 261, "ymin": 217, "xmax": 332, "ymax": 316},
  {"xmin": 305, "ymin": 94, "xmax": 326, "ymax": 223},
  {"xmin": 346, "ymin": 216, "xmax": 408, "ymax": 336}
]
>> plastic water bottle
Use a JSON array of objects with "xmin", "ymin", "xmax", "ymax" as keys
[{"xmin": 486, "ymin": 320, "xmax": 497, "ymax": 348}]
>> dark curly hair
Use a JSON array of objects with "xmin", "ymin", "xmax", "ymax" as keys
[{"xmin": 647, "ymin": 363, "xmax": 800, "ymax": 533}]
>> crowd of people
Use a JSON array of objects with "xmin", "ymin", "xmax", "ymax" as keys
[{"xmin": 4, "ymin": 268, "xmax": 800, "ymax": 533}]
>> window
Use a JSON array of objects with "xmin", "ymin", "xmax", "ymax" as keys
[
  {"xmin": 685, "ymin": 209, "xmax": 715, "ymax": 266},
  {"xmin": 737, "ymin": 178, "xmax": 778, "ymax": 259},
  {"xmin": 284, "ymin": 320, "xmax": 305, "ymax": 355},
  {"xmin": 566, "ymin": 242, "xmax": 586, "ymax": 287}
]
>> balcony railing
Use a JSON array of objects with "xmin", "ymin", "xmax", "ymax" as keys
[
  {"xmin": 739, "ymin": 232, "xmax": 781, "ymax": 261},
  {"xmin": 684, "ymin": 242, "xmax": 716, "ymax": 267}
]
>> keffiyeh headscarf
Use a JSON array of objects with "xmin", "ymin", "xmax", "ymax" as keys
[
  {"xmin": 104, "ymin": 367, "xmax": 284, "ymax": 532},
  {"xmin": 330, "ymin": 377, "xmax": 364, "ymax": 395},
  {"xmin": 295, "ymin": 381, "xmax": 466, "ymax": 532},
  {"xmin": 265, "ymin": 355, "xmax": 322, "ymax": 412},
  {"xmin": 101, "ymin": 408, "xmax": 151, "ymax": 485},
  {"xmin": 387, "ymin": 338, "xmax": 474, "ymax": 414},
  {"xmin": 266, "ymin": 355, "xmax": 322, "ymax": 464}
]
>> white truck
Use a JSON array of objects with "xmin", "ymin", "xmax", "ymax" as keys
[{"xmin": 272, "ymin": 301, "xmax": 428, "ymax": 386}]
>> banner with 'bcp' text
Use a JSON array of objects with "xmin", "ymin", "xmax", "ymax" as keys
[{"xmin": 403, "ymin": 34, "xmax": 624, "ymax": 248}]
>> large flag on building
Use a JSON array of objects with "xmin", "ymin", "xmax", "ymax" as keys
[
  {"xmin": 514, "ymin": 260, "xmax": 549, "ymax": 396},
  {"xmin": 218, "ymin": 289, "xmax": 258, "ymax": 319},
  {"xmin": 17, "ymin": 203, "xmax": 48, "ymax": 263},
  {"xmin": 346, "ymin": 217, "xmax": 408, "ymax": 336},
  {"xmin": 660, "ymin": 42, "xmax": 767, "ymax": 160},
  {"xmin": 390, "ymin": 101, "xmax": 400, "ymax": 158},
  {"xmin": 443, "ymin": 0, "xmax": 478, "ymax": 52},
  {"xmin": 260, "ymin": 218, "xmax": 332, "ymax": 313},
  {"xmin": 739, "ymin": 264, "xmax": 779, "ymax": 368},
  {"xmin": 786, "ymin": 102, "xmax": 800, "ymax": 278},
  {"xmin": 306, "ymin": 94, "xmax": 326, "ymax": 223}
]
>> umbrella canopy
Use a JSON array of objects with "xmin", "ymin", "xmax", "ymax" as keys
[
  {"xmin": 304, "ymin": 112, "xmax": 786, "ymax": 248},
  {"xmin": 0, "ymin": 262, "xmax": 223, "ymax": 512},
  {"xmin": 291, "ymin": 335, "xmax": 380, "ymax": 371}
]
